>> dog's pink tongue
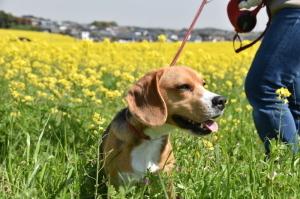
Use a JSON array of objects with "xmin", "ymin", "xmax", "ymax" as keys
[{"xmin": 204, "ymin": 120, "xmax": 218, "ymax": 132}]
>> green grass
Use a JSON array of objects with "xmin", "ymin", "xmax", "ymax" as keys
[{"xmin": 1, "ymin": 71, "xmax": 300, "ymax": 199}]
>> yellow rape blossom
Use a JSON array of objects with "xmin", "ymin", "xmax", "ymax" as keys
[
  {"xmin": 10, "ymin": 111, "xmax": 21, "ymax": 118},
  {"xmin": 50, "ymin": 107, "xmax": 59, "ymax": 114},
  {"xmin": 9, "ymin": 81, "xmax": 25, "ymax": 91},
  {"xmin": 276, "ymin": 87, "xmax": 291, "ymax": 104},
  {"xmin": 157, "ymin": 34, "xmax": 167, "ymax": 42},
  {"xmin": 22, "ymin": 95, "xmax": 34, "ymax": 104},
  {"xmin": 70, "ymin": 98, "xmax": 83, "ymax": 104},
  {"xmin": 11, "ymin": 90, "xmax": 21, "ymax": 100},
  {"xmin": 246, "ymin": 105, "xmax": 252, "ymax": 111},
  {"xmin": 83, "ymin": 89, "xmax": 96, "ymax": 98},
  {"xmin": 202, "ymin": 139, "xmax": 214, "ymax": 151},
  {"xmin": 91, "ymin": 113, "xmax": 106, "ymax": 131}
]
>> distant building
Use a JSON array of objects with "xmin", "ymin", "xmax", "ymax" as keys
[
  {"xmin": 15, "ymin": 14, "xmax": 261, "ymax": 42},
  {"xmin": 22, "ymin": 15, "xmax": 59, "ymax": 32},
  {"xmin": 81, "ymin": 31, "xmax": 91, "ymax": 40}
]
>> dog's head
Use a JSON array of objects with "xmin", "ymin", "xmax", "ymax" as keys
[{"xmin": 126, "ymin": 66, "xmax": 226, "ymax": 136}]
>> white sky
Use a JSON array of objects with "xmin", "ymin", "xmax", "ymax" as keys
[{"xmin": 0, "ymin": 0, "xmax": 268, "ymax": 31}]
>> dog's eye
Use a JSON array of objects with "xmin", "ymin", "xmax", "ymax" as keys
[
  {"xmin": 203, "ymin": 81, "xmax": 206, "ymax": 86},
  {"xmin": 176, "ymin": 84, "xmax": 192, "ymax": 91}
]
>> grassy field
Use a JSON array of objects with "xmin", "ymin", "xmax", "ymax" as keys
[{"xmin": 0, "ymin": 29, "xmax": 300, "ymax": 199}]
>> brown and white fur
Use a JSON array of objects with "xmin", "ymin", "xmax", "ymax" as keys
[{"xmin": 100, "ymin": 66, "xmax": 226, "ymax": 191}]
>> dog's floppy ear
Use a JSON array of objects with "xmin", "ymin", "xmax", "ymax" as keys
[{"xmin": 126, "ymin": 69, "xmax": 167, "ymax": 127}]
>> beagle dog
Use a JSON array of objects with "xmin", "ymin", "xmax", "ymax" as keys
[{"xmin": 100, "ymin": 66, "xmax": 226, "ymax": 188}]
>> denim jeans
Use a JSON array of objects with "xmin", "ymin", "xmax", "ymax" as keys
[{"xmin": 245, "ymin": 8, "xmax": 300, "ymax": 154}]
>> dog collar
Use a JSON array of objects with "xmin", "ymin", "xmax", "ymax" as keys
[{"xmin": 125, "ymin": 109, "xmax": 151, "ymax": 140}]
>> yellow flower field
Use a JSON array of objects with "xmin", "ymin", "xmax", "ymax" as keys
[
  {"xmin": 0, "ymin": 29, "xmax": 256, "ymax": 110},
  {"xmin": 5, "ymin": 29, "xmax": 299, "ymax": 199}
]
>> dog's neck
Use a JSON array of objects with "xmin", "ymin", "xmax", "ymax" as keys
[
  {"xmin": 126, "ymin": 108, "xmax": 175, "ymax": 140},
  {"xmin": 144, "ymin": 124, "xmax": 175, "ymax": 139},
  {"xmin": 125, "ymin": 109, "xmax": 146, "ymax": 132}
]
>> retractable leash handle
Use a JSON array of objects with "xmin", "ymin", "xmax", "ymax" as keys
[
  {"xmin": 227, "ymin": 0, "xmax": 271, "ymax": 53},
  {"xmin": 228, "ymin": 0, "xmax": 264, "ymax": 33}
]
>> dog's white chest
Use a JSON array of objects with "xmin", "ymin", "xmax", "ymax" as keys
[
  {"xmin": 130, "ymin": 124, "xmax": 174, "ymax": 174},
  {"xmin": 131, "ymin": 138, "xmax": 163, "ymax": 174},
  {"xmin": 119, "ymin": 124, "xmax": 173, "ymax": 184}
]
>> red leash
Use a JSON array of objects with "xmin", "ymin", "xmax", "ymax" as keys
[{"xmin": 170, "ymin": 0, "xmax": 208, "ymax": 66}]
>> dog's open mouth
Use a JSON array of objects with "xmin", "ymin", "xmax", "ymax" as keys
[{"xmin": 172, "ymin": 115, "xmax": 218, "ymax": 136}]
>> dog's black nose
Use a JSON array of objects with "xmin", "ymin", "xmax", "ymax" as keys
[{"xmin": 212, "ymin": 96, "xmax": 227, "ymax": 110}]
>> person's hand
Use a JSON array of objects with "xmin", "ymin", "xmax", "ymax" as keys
[{"xmin": 239, "ymin": 0, "xmax": 262, "ymax": 9}]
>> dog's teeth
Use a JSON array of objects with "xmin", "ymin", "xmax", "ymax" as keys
[{"xmin": 187, "ymin": 119, "xmax": 197, "ymax": 125}]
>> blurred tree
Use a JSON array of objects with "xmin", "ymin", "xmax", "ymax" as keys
[
  {"xmin": 90, "ymin": 21, "xmax": 118, "ymax": 29},
  {"xmin": 0, "ymin": 10, "xmax": 15, "ymax": 28},
  {"xmin": 0, "ymin": 10, "xmax": 39, "ymax": 30}
]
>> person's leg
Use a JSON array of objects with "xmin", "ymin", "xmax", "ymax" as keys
[
  {"xmin": 288, "ymin": 76, "xmax": 300, "ymax": 134},
  {"xmin": 245, "ymin": 8, "xmax": 300, "ymax": 154}
]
